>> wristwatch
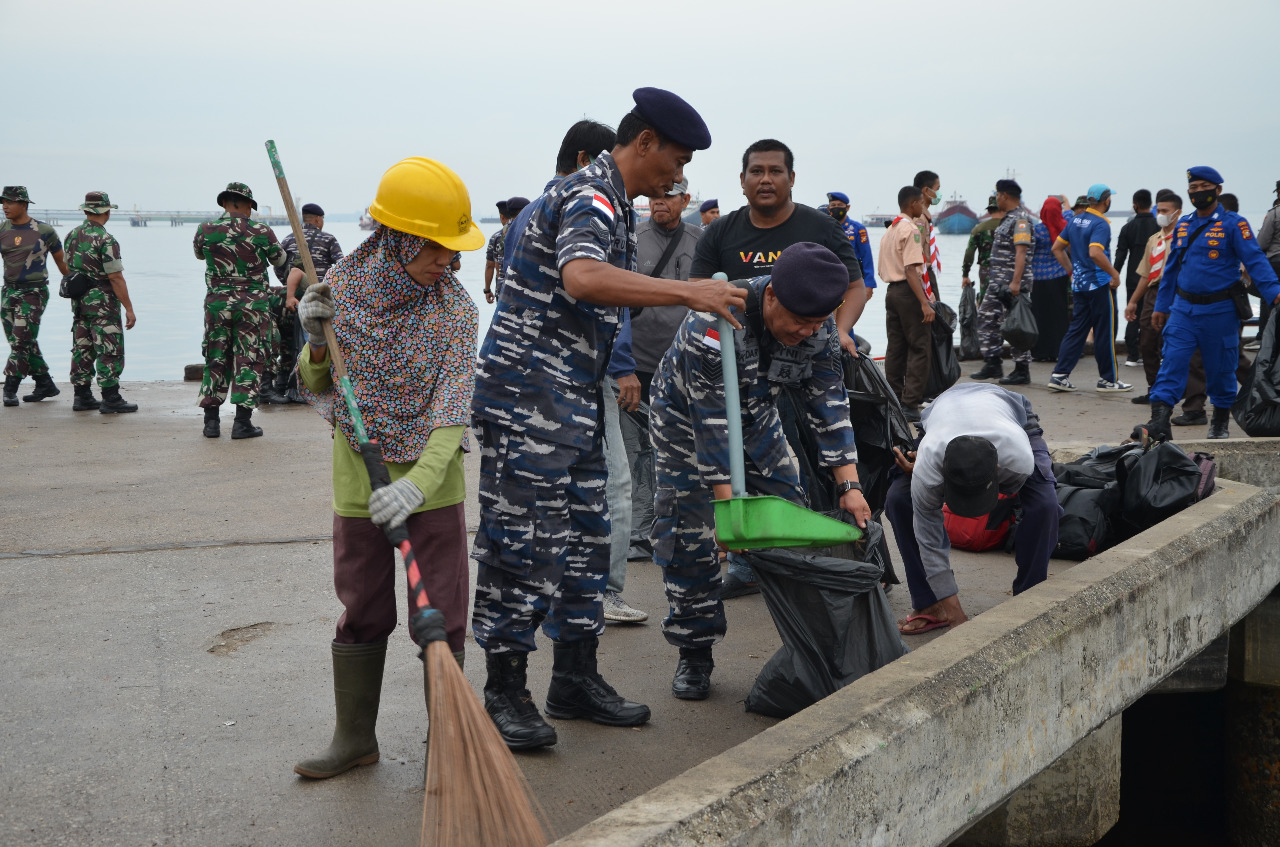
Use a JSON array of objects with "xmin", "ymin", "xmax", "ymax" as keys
[{"xmin": 835, "ymin": 480, "xmax": 863, "ymax": 496}]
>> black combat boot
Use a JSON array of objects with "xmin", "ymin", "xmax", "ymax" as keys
[
  {"xmin": 544, "ymin": 637, "xmax": 651, "ymax": 726},
  {"xmin": 998, "ymin": 361, "xmax": 1031, "ymax": 386},
  {"xmin": 483, "ymin": 652, "xmax": 557, "ymax": 751},
  {"xmin": 72, "ymin": 384, "xmax": 101, "ymax": 411},
  {"xmin": 1208, "ymin": 406, "xmax": 1231, "ymax": 440},
  {"xmin": 231, "ymin": 405, "xmax": 263, "ymax": 439},
  {"xmin": 3, "ymin": 375, "xmax": 21, "ymax": 407},
  {"xmin": 294, "ymin": 641, "xmax": 387, "ymax": 779},
  {"xmin": 970, "ymin": 357, "xmax": 1004, "ymax": 380},
  {"xmin": 259, "ymin": 372, "xmax": 289, "ymax": 405},
  {"xmin": 1133, "ymin": 401, "xmax": 1174, "ymax": 444},
  {"xmin": 21, "ymin": 372, "xmax": 60, "ymax": 402},
  {"xmin": 671, "ymin": 646, "xmax": 714, "ymax": 701},
  {"xmin": 203, "ymin": 405, "xmax": 220, "ymax": 438},
  {"xmin": 99, "ymin": 386, "xmax": 138, "ymax": 414}
]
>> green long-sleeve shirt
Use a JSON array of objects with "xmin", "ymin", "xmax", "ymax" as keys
[
  {"xmin": 298, "ymin": 344, "xmax": 467, "ymax": 518},
  {"xmin": 962, "ymin": 216, "xmax": 1003, "ymax": 276}
]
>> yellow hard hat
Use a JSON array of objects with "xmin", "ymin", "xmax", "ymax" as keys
[{"xmin": 368, "ymin": 157, "xmax": 486, "ymax": 251}]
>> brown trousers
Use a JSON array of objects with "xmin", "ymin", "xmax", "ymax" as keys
[
  {"xmin": 884, "ymin": 281, "xmax": 934, "ymax": 408},
  {"xmin": 332, "ymin": 504, "xmax": 470, "ymax": 653}
]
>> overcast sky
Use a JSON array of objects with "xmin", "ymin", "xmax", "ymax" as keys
[{"xmin": 8, "ymin": 0, "xmax": 1280, "ymax": 220}]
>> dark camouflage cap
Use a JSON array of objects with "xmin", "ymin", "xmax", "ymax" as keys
[
  {"xmin": 216, "ymin": 181, "xmax": 258, "ymax": 210},
  {"xmin": 79, "ymin": 190, "xmax": 118, "ymax": 214},
  {"xmin": 2, "ymin": 186, "xmax": 31, "ymax": 203}
]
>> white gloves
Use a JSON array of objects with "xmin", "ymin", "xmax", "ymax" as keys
[
  {"xmin": 298, "ymin": 282, "xmax": 335, "ymax": 347},
  {"xmin": 368, "ymin": 478, "xmax": 425, "ymax": 529}
]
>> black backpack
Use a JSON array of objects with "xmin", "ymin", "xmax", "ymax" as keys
[{"xmin": 1055, "ymin": 482, "xmax": 1120, "ymax": 561}]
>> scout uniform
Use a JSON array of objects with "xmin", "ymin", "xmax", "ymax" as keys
[
  {"xmin": 879, "ymin": 212, "xmax": 931, "ymax": 412},
  {"xmin": 193, "ymin": 182, "xmax": 287, "ymax": 416},
  {"xmin": 65, "ymin": 192, "xmax": 130, "ymax": 396},
  {"xmin": 2, "ymin": 186, "xmax": 63, "ymax": 404}
]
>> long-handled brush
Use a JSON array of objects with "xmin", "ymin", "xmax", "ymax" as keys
[{"xmin": 265, "ymin": 140, "xmax": 547, "ymax": 847}]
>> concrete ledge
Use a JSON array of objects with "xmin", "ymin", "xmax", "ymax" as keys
[{"xmin": 555, "ymin": 479, "xmax": 1280, "ymax": 846}]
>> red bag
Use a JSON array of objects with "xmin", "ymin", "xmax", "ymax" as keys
[{"xmin": 943, "ymin": 493, "xmax": 1016, "ymax": 552}]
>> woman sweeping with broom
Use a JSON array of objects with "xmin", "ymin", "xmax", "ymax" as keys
[{"xmin": 292, "ymin": 157, "xmax": 483, "ymax": 781}]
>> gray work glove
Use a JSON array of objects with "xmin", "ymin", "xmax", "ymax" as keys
[
  {"xmin": 298, "ymin": 282, "xmax": 335, "ymax": 347},
  {"xmin": 368, "ymin": 478, "xmax": 425, "ymax": 530}
]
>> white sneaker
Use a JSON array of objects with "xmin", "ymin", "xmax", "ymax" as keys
[
  {"xmin": 603, "ymin": 590, "xmax": 648, "ymax": 623},
  {"xmin": 1096, "ymin": 379, "xmax": 1133, "ymax": 392},
  {"xmin": 1245, "ymin": 339, "xmax": 1262, "ymax": 352},
  {"xmin": 1048, "ymin": 374, "xmax": 1077, "ymax": 392},
  {"xmin": 1124, "ymin": 358, "xmax": 1143, "ymax": 367}
]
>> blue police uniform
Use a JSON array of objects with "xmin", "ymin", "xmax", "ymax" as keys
[
  {"xmin": 839, "ymin": 216, "xmax": 876, "ymax": 292},
  {"xmin": 471, "ymin": 151, "xmax": 635, "ymax": 653},
  {"xmin": 1151, "ymin": 204, "xmax": 1280, "ymax": 410},
  {"xmin": 648, "ymin": 276, "xmax": 858, "ymax": 649}
]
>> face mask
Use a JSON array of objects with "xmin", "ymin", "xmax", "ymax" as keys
[
  {"xmin": 929, "ymin": 192, "xmax": 942, "ymax": 207},
  {"xmin": 1156, "ymin": 212, "xmax": 1177, "ymax": 227},
  {"xmin": 1189, "ymin": 189, "xmax": 1218, "ymax": 211},
  {"xmin": 829, "ymin": 206, "xmax": 848, "ymax": 221}
]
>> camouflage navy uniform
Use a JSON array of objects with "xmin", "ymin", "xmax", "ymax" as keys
[
  {"xmin": 470, "ymin": 151, "xmax": 635, "ymax": 654},
  {"xmin": 1, "ymin": 193, "xmax": 62, "ymax": 382},
  {"xmin": 274, "ymin": 223, "xmax": 343, "ymax": 373},
  {"xmin": 648, "ymin": 277, "xmax": 858, "ymax": 649},
  {"xmin": 978, "ymin": 209, "xmax": 1036, "ymax": 363},
  {"xmin": 64, "ymin": 219, "xmax": 126, "ymax": 388},
  {"xmin": 193, "ymin": 200, "xmax": 287, "ymax": 409}
]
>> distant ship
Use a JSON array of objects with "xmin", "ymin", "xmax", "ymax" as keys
[
  {"xmin": 934, "ymin": 193, "xmax": 979, "ymax": 235},
  {"xmin": 358, "ymin": 207, "xmax": 377, "ymax": 231},
  {"xmin": 862, "ymin": 210, "xmax": 896, "ymax": 228}
]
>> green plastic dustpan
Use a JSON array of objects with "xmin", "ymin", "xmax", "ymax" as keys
[{"xmin": 709, "ymin": 296, "xmax": 863, "ymax": 551}]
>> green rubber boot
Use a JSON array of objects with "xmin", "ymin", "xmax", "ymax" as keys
[{"xmin": 294, "ymin": 640, "xmax": 386, "ymax": 779}]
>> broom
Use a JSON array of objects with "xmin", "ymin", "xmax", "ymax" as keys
[{"xmin": 264, "ymin": 141, "xmax": 548, "ymax": 847}]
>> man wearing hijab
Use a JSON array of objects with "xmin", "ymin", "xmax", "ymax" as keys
[
  {"xmin": 292, "ymin": 157, "xmax": 484, "ymax": 779},
  {"xmin": 470, "ymin": 88, "xmax": 744, "ymax": 751}
]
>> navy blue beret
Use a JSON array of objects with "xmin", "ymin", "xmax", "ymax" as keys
[
  {"xmin": 827, "ymin": 191, "xmax": 850, "ymax": 204},
  {"xmin": 995, "ymin": 179, "xmax": 1021, "ymax": 197},
  {"xmin": 1187, "ymin": 166, "xmax": 1224, "ymax": 185},
  {"xmin": 769, "ymin": 242, "xmax": 848, "ymax": 318},
  {"xmin": 301, "ymin": 203, "xmax": 324, "ymax": 216},
  {"xmin": 699, "ymin": 198, "xmax": 718, "ymax": 213},
  {"xmin": 631, "ymin": 87, "xmax": 712, "ymax": 151},
  {"xmin": 505, "ymin": 196, "xmax": 530, "ymax": 215}
]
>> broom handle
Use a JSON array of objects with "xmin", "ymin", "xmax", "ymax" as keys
[
  {"xmin": 712, "ymin": 273, "xmax": 746, "ymax": 499},
  {"xmin": 264, "ymin": 139, "xmax": 323, "ymax": 293}
]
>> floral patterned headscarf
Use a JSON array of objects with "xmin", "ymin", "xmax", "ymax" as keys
[{"xmin": 302, "ymin": 225, "xmax": 477, "ymax": 463}]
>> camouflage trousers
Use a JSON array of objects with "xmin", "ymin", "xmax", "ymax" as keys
[
  {"xmin": 470, "ymin": 419, "xmax": 610, "ymax": 653},
  {"xmin": 2, "ymin": 285, "xmax": 50, "ymax": 380},
  {"xmin": 651, "ymin": 420, "xmax": 805, "ymax": 650},
  {"xmin": 70, "ymin": 288, "xmax": 125, "ymax": 389},
  {"xmin": 978, "ymin": 278, "xmax": 1036, "ymax": 364},
  {"xmin": 264, "ymin": 288, "xmax": 283, "ymax": 367},
  {"xmin": 198, "ymin": 287, "xmax": 270, "ymax": 409}
]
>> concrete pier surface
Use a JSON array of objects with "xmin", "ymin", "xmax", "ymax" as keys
[{"xmin": 0, "ymin": 363, "xmax": 1262, "ymax": 846}]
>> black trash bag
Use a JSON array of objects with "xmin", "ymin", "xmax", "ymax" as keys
[
  {"xmin": 744, "ymin": 519, "xmax": 908, "ymax": 719},
  {"xmin": 1053, "ymin": 443, "xmax": 1144, "ymax": 488},
  {"xmin": 925, "ymin": 301, "xmax": 961, "ymax": 399},
  {"xmin": 1056, "ymin": 482, "xmax": 1121, "ymax": 560},
  {"xmin": 958, "ymin": 285, "xmax": 982, "ymax": 361},
  {"xmin": 1001, "ymin": 293, "xmax": 1039, "ymax": 351},
  {"xmin": 1234, "ymin": 307, "xmax": 1280, "ymax": 436},
  {"xmin": 816, "ymin": 506, "xmax": 899, "ymax": 585},
  {"xmin": 1117, "ymin": 441, "xmax": 1201, "ymax": 531},
  {"xmin": 778, "ymin": 385, "xmax": 836, "ymax": 513},
  {"xmin": 843, "ymin": 351, "xmax": 913, "ymax": 518}
]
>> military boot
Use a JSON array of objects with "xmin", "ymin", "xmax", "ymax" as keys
[
  {"xmin": 21, "ymin": 372, "xmax": 60, "ymax": 402},
  {"xmin": 294, "ymin": 641, "xmax": 386, "ymax": 779},
  {"xmin": 1208, "ymin": 407, "xmax": 1231, "ymax": 440},
  {"xmin": 671, "ymin": 646, "xmax": 714, "ymax": 701},
  {"xmin": 999, "ymin": 361, "xmax": 1031, "ymax": 386},
  {"xmin": 231, "ymin": 405, "xmax": 262, "ymax": 439},
  {"xmin": 3, "ymin": 375, "xmax": 21, "ymax": 407},
  {"xmin": 544, "ymin": 637, "xmax": 651, "ymax": 726},
  {"xmin": 970, "ymin": 357, "xmax": 1004, "ymax": 380},
  {"xmin": 259, "ymin": 372, "xmax": 289, "ymax": 405},
  {"xmin": 99, "ymin": 386, "xmax": 138, "ymax": 414},
  {"xmin": 72, "ymin": 384, "xmax": 101, "ymax": 411},
  {"xmin": 203, "ymin": 405, "xmax": 220, "ymax": 438},
  {"xmin": 483, "ymin": 651, "xmax": 557, "ymax": 751},
  {"xmin": 1133, "ymin": 401, "xmax": 1174, "ymax": 444}
]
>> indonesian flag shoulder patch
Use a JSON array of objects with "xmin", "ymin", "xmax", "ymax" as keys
[
  {"xmin": 702, "ymin": 328, "xmax": 721, "ymax": 351},
  {"xmin": 590, "ymin": 193, "xmax": 615, "ymax": 222}
]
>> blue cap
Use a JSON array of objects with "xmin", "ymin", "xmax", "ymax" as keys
[
  {"xmin": 505, "ymin": 196, "xmax": 530, "ymax": 215},
  {"xmin": 995, "ymin": 179, "xmax": 1021, "ymax": 198},
  {"xmin": 1187, "ymin": 166, "xmax": 1224, "ymax": 185},
  {"xmin": 826, "ymin": 191, "xmax": 850, "ymax": 204},
  {"xmin": 769, "ymin": 242, "xmax": 849, "ymax": 319},
  {"xmin": 631, "ymin": 87, "xmax": 712, "ymax": 151},
  {"xmin": 1086, "ymin": 183, "xmax": 1113, "ymax": 202},
  {"xmin": 301, "ymin": 202, "xmax": 324, "ymax": 216},
  {"xmin": 699, "ymin": 198, "xmax": 718, "ymax": 213}
]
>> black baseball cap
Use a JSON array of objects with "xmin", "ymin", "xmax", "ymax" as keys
[{"xmin": 942, "ymin": 436, "xmax": 1000, "ymax": 518}]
